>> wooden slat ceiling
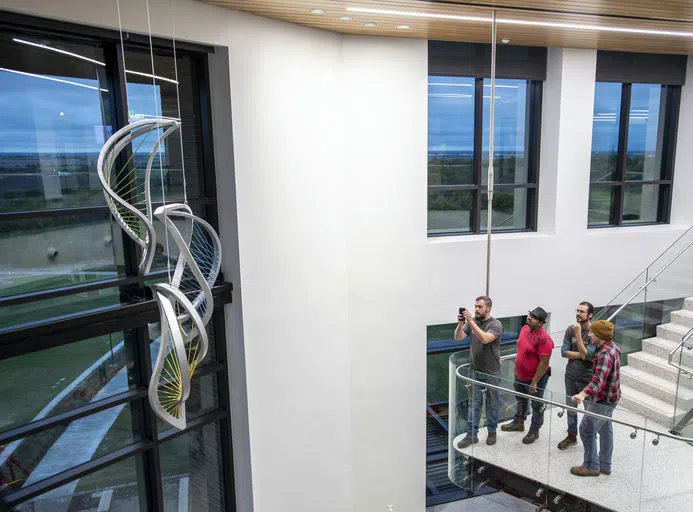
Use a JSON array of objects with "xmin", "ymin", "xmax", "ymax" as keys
[{"xmin": 203, "ymin": 0, "xmax": 693, "ymax": 54}]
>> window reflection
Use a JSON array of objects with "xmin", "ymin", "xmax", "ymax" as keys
[
  {"xmin": 428, "ymin": 76, "xmax": 475, "ymax": 187},
  {"xmin": 590, "ymin": 82, "xmax": 621, "ymax": 183},
  {"xmin": 626, "ymin": 84, "xmax": 663, "ymax": 181},
  {"xmin": 0, "ymin": 35, "xmax": 112, "ymax": 212},
  {"xmin": 482, "ymin": 79, "xmax": 527, "ymax": 185}
]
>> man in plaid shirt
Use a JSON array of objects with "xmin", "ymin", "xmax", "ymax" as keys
[{"xmin": 569, "ymin": 320, "xmax": 621, "ymax": 477}]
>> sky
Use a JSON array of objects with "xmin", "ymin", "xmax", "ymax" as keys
[
  {"xmin": 0, "ymin": 68, "xmax": 662, "ymax": 155},
  {"xmin": 428, "ymin": 76, "xmax": 661, "ymax": 154},
  {"xmin": 0, "ymin": 69, "xmax": 163, "ymax": 153}
]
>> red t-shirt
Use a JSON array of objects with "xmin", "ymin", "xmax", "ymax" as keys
[{"xmin": 515, "ymin": 325, "xmax": 554, "ymax": 381}]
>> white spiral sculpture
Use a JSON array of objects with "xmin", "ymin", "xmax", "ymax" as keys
[{"xmin": 97, "ymin": 120, "xmax": 222, "ymax": 430}]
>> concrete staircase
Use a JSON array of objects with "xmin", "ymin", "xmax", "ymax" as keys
[{"xmin": 620, "ymin": 298, "xmax": 693, "ymax": 427}]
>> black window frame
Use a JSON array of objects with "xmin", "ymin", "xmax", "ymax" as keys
[
  {"xmin": 427, "ymin": 78, "xmax": 542, "ymax": 236},
  {"xmin": 0, "ymin": 10, "xmax": 235, "ymax": 512},
  {"xmin": 588, "ymin": 82, "xmax": 681, "ymax": 228},
  {"xmin": 427, "ymin": 42, "xmax": 545, "ymax": 237}
]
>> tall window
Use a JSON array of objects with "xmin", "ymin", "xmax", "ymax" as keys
[
  {"xmin": 588, "ymin": 51, "xmax": 684, "ymax": 228},
  {"xmin": 0, "ymin": 13, "xmax": 234, "ymax": 511},
  {"xmin": 427, "ymin": 42, "xmax": 544, "ymax": 236}
]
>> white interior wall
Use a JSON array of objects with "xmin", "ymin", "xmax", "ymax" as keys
[
  {"xmin": 341, "ymin": 36, "xmax": 428, "ymax": 512},
  {"xmin": 3, "ymin": 0, "xmax": 693, "ymax": 510}
]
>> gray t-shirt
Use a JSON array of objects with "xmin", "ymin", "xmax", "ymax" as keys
[
  {"xmin": 463, "ymin": 316, "xmax": 503, "ymax": 375},
  {"xmin": 562, "ymin": 326, "xmax": 597, "ymax": 383}
]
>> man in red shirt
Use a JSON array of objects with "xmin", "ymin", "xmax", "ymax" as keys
[{"xmin": 501, "ymin": 307, "xmax": 554, "ymax": 444}]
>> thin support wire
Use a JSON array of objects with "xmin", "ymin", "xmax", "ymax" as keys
[
  {"xmin": 145, "ymin": 0, "xmax": 173, "ymax": 285},
  {"xmin": 169, "ymin": 0, "xmax": 188, "ymax": 205},
  {"xmin": 485, "ymin": 11, "xmax": 497, "ymax": 297}
]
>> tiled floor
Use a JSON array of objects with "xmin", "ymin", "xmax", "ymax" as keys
[{"xmin": 427, "ymin": 492, "xmax": 536, "ymax": 512}]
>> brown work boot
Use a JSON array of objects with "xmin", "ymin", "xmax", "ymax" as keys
[
  {"xmin": 501, "ymin": 421, "xmax": 525, "ymax": 432},
  {"xmin": 557, "ymin": 435, "xmax": 578, "ymax": 450},
  {"xmin": 570, "ymin": 466, "xmax": 600, "ymax": 477}
]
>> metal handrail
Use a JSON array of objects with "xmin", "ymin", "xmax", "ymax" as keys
[
  {"xmin": 596, "ymin": 226, "xmax": 693, "ymax": 321},
  {"xmin": 668, "ymin": 327, "xmax": 693, "ymax": 376},
  {"xmin": 606, "ymin": 233, "xmax": 693, "ymax": 322},
  {"xmin": 458, "ymin": 353, "xmax": 517, "ymax": 369},
  {"xmin": 454, "ymin": 366, "xmax": 693, "ymax": 443}
]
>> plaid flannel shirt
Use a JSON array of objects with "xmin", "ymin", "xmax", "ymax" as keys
[{"xmin": 583, "ymin": 340, "xmax": 621, "ymax": 403}]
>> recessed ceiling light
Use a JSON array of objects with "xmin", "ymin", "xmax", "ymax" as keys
[
  {"xmin": 338, "ymin": 16, "xmax": 353, "ymax": 21},
  {"xmin": 309, "ymin": 9, "xmax": 326, "ymax": 15},
  {"xmin": 363, "ymin": 22, "xmax": 378, "ymax": 28},
  {"xmin": 396, "ymin": 25, "xmax": 411, "ymax": 30},
  {"xmin": 501, "ymin": 38, "xmax": 510, "ymax": 44}
]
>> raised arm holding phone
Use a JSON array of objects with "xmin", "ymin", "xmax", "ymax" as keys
[{"xmin": 455, "ymin": 296, "xmax": 503, "ymax": 449}]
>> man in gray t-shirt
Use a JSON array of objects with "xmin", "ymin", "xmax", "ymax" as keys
[
  {"xmin": 454, "ymin": 296, "xmax": 503, "ymax": 448},
  {"xmin": 557, "ymin": 301, "xmax": 597, "ymax": 450}
]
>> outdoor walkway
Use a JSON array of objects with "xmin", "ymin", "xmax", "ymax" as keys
[
  {"xmin": 19, "ymin": 341, "xmax": 160, "ymax": 511},
  {"xmin": 453, "ymin": 407, "xmax": 693, "ymax": 512}
]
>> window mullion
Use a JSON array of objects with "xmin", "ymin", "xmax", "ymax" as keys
[
  {"xmin": 614, "ymin": 83, "xmax": 631, "ymax": 226},
  {"xmin": 472, "ymin": 77, "xmax": 483, "ymax": 234}
]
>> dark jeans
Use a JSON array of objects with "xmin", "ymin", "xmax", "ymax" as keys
[
  {"xmin": 564, "ymin": 375, "xmax": 591, "ymax": 435},
  {"xmin": 467, "ymin": 370, "xmax": 502, "ymax": 437},
  {"xmin": 512, "ymin": 372, "xmax": 550, "ymax": 433}
]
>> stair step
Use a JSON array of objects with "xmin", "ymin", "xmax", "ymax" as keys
[
  {"xmin": 684, "ymin": 297, "xmax": 693, "ymax": 312},
  {"xmin": 656, "ymin": 322, "xmax": 690, "ymax": 342},
  {"xmin": 642, "ymin": 337, "xmax": 693, "ymax": 369},
  {"xmin": 627, "ymin": 351, "xmax": 693, "ymax": 388},
  {"xmin": 670, "ymin": 309, "xmax": 693, "ymax": 329},
  {"xmin": 618, "ymin": 384, "xmax": 682, "ymax": 427},
  {"xmin": 620, "ymin": 366, "xmax": 693, "ymax": 407}
]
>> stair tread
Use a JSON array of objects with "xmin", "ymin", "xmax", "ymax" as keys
[
  {"xmin": 672, "ymin": 309, "xmax": 693, "ymax": 318},
  {"xmin": 644, "ymin": 336, "xmax": 678, "ymax": 346},
  {"xmin": 620, "ymin": 366, "xmax": 693, "ymax": 399},
  {"xmin": 629, "ymin": 350, "xmax": 676, "ymax": 368},
  {"xmin": 659, "ymin": 322, "xmax": 691, "ymax": 334},
  {"xmin": 620, "ymin": 384, "xmax": 677, "ymax": 415}
]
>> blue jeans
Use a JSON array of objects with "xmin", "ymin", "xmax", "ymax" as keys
[
  {"xmin": 580, "ymin": 400, "xmax": 617, "ymax": 471},
  {"xmin": 513, "ymin": 372, "xmax": 550, "ymax": 433},
  {"xmin": 467, "ymin": 370, "xmax": 501, "ymax": 437}
]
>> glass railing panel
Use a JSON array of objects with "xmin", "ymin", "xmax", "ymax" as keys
[
  {"xmin": 640, "ymin": 416, "xmax": 693, "ymax": 512},
  {"xmin": 546, "ymin": 395, "xmax": 645, "ymax": 511},
  {"xmin": 448, "ymin": 362, "xmax": 553, "ymax": 506},
  {"xmin": 448, "ymin": 356, "xmax": 473, "ymax": 494},
  {"xmin": 671, "ymin": 329, "xmax": 693, "ymax": 437},
  {"xmin": 593, "ymin": 269, "xmax": 648, "ymax": 322},
  {"xmin": 598, "ymin": 227, "xmax": 693, "ymax": 321}
]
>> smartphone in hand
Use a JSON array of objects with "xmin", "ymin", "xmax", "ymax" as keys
[{"xmin": 458, "ymin": 307, "xmax": 466, "ymax": 322}]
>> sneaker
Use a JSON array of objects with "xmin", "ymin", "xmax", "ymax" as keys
[
  {"xmin": 522, "ymin": 430, "xmax": 539, "ymax": 444},
  {"xmin": 456, "ymin": 435, "xmax": 479, "ymax": 449},
  {"xmin": 570, "ymin": 465, "xmax": 600, "ymax": 477},
  {"xmin": 501, "ymin": 421, "xmax": 525, "ymax": 432},
  {"xmin": 486, "ymin": 432, "xmax": 497, "ymax": 446},
  {"xmin": 600, "ymin": 468, "xmax": 611, "ymax": 475},
  {"xmin": 557, "ymin": 435, "xmax": 578, "ymax": 450}
]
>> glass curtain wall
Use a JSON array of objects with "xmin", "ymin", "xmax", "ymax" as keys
[{"xmin": 0, "ymin": 13, "xmax": 233, "ymax": 512}]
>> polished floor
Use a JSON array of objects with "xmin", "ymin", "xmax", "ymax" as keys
[{"xmin": 452, "ymin": 406, "xmax": 693, "ymax": 512}]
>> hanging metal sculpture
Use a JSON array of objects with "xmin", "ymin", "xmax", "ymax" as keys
[{"xmin": 97, "ymin": 120, "xmax": 222, "ymax": 430}]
